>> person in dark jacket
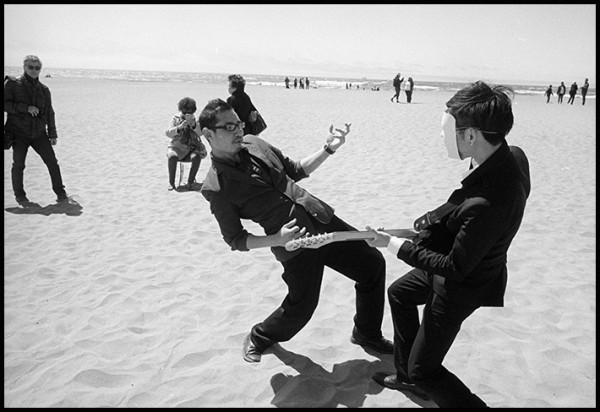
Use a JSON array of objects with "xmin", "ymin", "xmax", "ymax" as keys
[
  {"xmin": 4, "ymin": 55, "xmax": 68, "ymax": 204},
  {"xmin": 556, "ymin": 81, "xmax": 566, "ymax": 103},
  {"xmin": 580, "ymin": 78, "xmax": 589, "ymax": 105},
  {"xmin": 404, "ymin": 77, "xmax": 415, "ymax": 103},
  {"xmin": 226, "ymin": 74, "xmax": 260, "ymax": 136},
  {"xmin": 391, "ymin": 73, "xmax": 404, "ymax": 103},
  {"xmin": 366, "ymin": 81, "xmax": 530, "ymax": 408},
  {"xmin": 567, "ymin": 81, "xmax": 578, "ymax": 104},
  {"xmin": 544, "ymin": 84, "xmax": 554, "ymax": 103},
  {"xmin": 198, "ymin": 98, "xmax": 393, "ymax": 363}
]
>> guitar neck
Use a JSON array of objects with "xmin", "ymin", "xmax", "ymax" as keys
[
  {"xmin": 332, "ymin": 228, "xmax": 415, "ymax": 242},
  {"xmin": 284, "ymin": 228, "xmax": 415, "ymax": 251}
]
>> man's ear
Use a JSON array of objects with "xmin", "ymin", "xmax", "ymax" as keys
[
  {"xmin": 468, "ymin": 129, "xmax": 478, "ymax": 146},
  {"xmin": 202, "ymin": 127, "xmax": 213, "ymax": 141}
]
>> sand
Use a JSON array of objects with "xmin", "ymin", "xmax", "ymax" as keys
[{"xmin": 4, "ymin": 78, "xmax": 596, "ymax": 407}]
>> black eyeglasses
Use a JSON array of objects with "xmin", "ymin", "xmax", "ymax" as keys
[
  {"xmin": 213, "ymin": 121, "xmax": 245, "ymax": 132},
  {"xmin": 27, "ymin": 65, "xmax": 42, "ymax": 71}
]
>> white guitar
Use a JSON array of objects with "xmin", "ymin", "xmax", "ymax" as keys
[{"xmin": 284, "ymin": 229, "xmax": 417, "ymax": 251}]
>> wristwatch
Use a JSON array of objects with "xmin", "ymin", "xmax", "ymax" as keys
[{"xmin": 323, "ymin": 144, "xmax": 335, "ymax": 155}]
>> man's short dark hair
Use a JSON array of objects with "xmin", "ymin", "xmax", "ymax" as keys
[
  {"xmin": 199, "ymin": 98, "xmax": 234, "ymax": 130},
  {"xmin": 446, "ymin": 80, "xmax": 514, "ymax": 145}
]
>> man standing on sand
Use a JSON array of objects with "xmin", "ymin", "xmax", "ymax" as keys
[
  {"xmin": 391, "ymin": 73, "xmax": 404, "ymax": 103},
  {"xmin": 366, "ymin": 81, "xmax": 530, "ymax": 407},
  {"xmin": 567, "ymin": 81, "xmax": 578, "ymax": 104},
  {"xmin": 556, "ymin": 81, "xmax": 566, "ymax": 104},
  {"xmin": 404, "ymin": 77, "xmax": 415, "ymax": 103},
  {"xmin": 580, "ymin": 78, "xmax": 589, "ymax": 105},
  {"xmin": 199, "ymin": 99, "xmax": 393, "ymax": 363},
  {"xmin": 544, "ymin": 85, "xmax": 554, "ymax": 103},
  {"xmin": 4, "ymin": 55, "xmax": 69, "ymax": 205}
]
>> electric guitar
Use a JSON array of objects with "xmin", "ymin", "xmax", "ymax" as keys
[
  {"xmin": 284, "ymin": 195, "xmax": 464, "ymax": 252},
  {"xmin": 284, "ymin": 229, "xmax": 417, "ymax": 251}
]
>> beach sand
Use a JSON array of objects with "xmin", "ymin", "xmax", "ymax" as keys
[{"xmin": 4, "ymin": 79, "xmax": 596, "ymax": 407}]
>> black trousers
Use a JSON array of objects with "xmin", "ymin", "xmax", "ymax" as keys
[
  {"xmin": 251, "ymin": 215, "xmax": 387, "ymax": 351},
  {"xmin": 388, "ymin": 268, "xmax": 487, "ymax": 408},
  {"xmin": 11, "ymin": 134, "xmax": 66, "ymax": 199}
]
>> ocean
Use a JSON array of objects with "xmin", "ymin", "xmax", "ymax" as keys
[{"xmin": 4, "ymin": 66, "xmax": 594, "ymax": 98}]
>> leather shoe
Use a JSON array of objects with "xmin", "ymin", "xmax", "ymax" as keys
[
  {"xmin": 350, "ymin": 327, "xmax": 393, "ymax": 354},
  {"xmin": 242, "ymin": 333, "xmax": 262, "ymax": 363},
  {"xmin": 372, "ymin": 372, "xmax": 430, "ymax": 400}
]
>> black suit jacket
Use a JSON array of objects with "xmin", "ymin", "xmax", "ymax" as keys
[{"xmin": 397, "ymin": 143, "xmax": 531, "ymax": 307}]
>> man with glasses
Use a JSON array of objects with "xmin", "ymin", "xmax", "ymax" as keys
[
  {"xmin": 199, "ymin": 98, "xmax": 393, "ymax": 363},
  {"xmin": 4, "ymin": 55, "xmax": 68, "ymax": 204},
  {"xmin": 365, "ymin": 81, "xmax": 531, "ymax": 407}
]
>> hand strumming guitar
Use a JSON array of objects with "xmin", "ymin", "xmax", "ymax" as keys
[{"xmin": 364, "ymin": 226, "xmax": 429, "ymax": 248}]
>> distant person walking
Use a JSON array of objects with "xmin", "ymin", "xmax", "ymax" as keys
[
  {"xmin": 391, "ymin": 73, "xmax": 404, "ymax": 103},
  {"xmin": 305, "ymin": 77, "xmax": 310, "ymax": 89},
  {"xmin": 567, "ymin": 82, "xmax": 578, "ymax": 104},
  {"xmin": 544, "ymin": 85, "xmax": 553, "ymax": 103},
  {"xmin": 556, "ymin": 82, "xmax": 566, "ymax": 104},
  {"xmin": 299, "ymin": 78, "xmax": 304, "ymax": 89},
  {"xmin": 581, "ymin": 78, "xmax": 589, "ymax": 105},
  {"xmin": 285, "ymin": 77, "xmax": 290, "ymax": 89},
  {"xmin": 404, "ymin": 77, "xmax": 415, "ymax": 103}
]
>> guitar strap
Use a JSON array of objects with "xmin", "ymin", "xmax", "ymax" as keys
[{"xmin": 413, "ymin": 188, "xmax": 465, "ymax": 231}]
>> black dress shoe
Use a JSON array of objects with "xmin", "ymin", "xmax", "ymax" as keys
[
  {"xmin": 242, "ymin": 333, "xmax": 262, "ymax": 363},
  {"xmin": 372, "ymin": 372, "xmax": 430, "ymax": 400},
  {"xmin": 350, "ymin": 328, "xmax": 393, "ymax": 354}
]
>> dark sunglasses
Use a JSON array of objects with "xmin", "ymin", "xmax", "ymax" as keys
[
  {"xmin": 213, "ymin": 121, "xmax": 245, "ymax": 132},
  {"xmin": 27, "ymin": 65, "xmax": 42, "ymax": 71}
]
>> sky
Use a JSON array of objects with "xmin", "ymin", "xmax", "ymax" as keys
[{"xmin": 4, "ymin": 4, "xmax": 596, "ymax": 85}]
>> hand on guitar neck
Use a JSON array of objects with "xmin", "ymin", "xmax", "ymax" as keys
[{"xmin": 284, "ymin": 227, "xmax": 424, "ymax": 251}]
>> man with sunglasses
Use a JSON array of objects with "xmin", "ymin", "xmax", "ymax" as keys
[
  {"xmin": 199, "ymin": 99, "xmax": 392, "ymax": 363},
  {"xmin": 365, "ymin": 81, "xmax": 531, "ymax": 407},
  {"xmin": 4, "ymin": 55, "xmax": 68, "ymax": 204}
]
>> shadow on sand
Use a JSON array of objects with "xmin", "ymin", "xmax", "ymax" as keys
[
  {"xmin": 5, "ymin": 197, "xmax": 83, "ymax": 216},
  {"xmin": 267, "ymin": 345, "xmax": 435, "ymax": 408}
]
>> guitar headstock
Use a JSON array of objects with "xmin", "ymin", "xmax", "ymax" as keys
[{"xmin": 284, "ymin": 233, "xmax": 334, "ymax": 251}]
